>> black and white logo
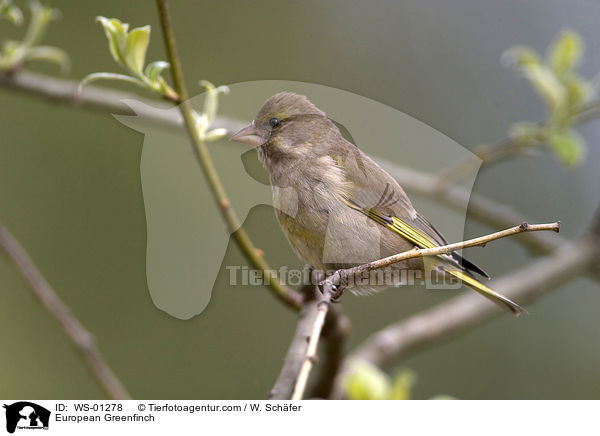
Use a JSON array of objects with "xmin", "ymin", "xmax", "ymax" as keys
[{"xmin": 3, "ymin": 402, "xmax": 50, "ymax": 433}]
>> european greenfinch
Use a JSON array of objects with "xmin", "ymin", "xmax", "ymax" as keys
[{"xmin": 231, "ymin": 92, "xmax": 525, "ymax": 315}]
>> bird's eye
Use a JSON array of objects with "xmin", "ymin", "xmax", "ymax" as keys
[{"xmin": 269, "ymin": 117, "xmax": 281, "ymax": 128}]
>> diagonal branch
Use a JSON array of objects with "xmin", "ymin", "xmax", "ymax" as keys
[
  {"xmin": 306, "ymin": 303, "xmax": 351, "ymax": 399},
  {"xmin": 290, "ymin": 285, "xmax": 334, "ymax": 400},
  {"xmin": 329, "ymin": 208, "xmax": 600, "ymax": 398},
  {"xmin": 268, "ymin": 286, "xmax": 320, "ymax": 400},
  {"xmin": 0, "ymin": 70, "xmax": 243, "ymax": 132},
  {"xmin": 379, "ymin": 161, "xmax": 564, "ymax": 255},
  {"xmin": 325, "ymin": 221, "xmax": 560, "ymax": 290},
  {"xmin": 434, "ymin": 100, "xmax": 600, "ymax": 186},
  {"xmin": 268, "ymin": 284, "xmax": 351, "ymax": 400},
  {"xmin": 0, "ymin": 226, "xmax": 131, "ymax": 400},
  {"xmin": 329, "ymin": 238, "xmax": 599, "ymax": 398},
  {"xmin": 275, "ymin": 221, "xmax": 559, "ymax": 400},
  {"xmin": 154, "ymin": 0, "xmax": 301, "ymax": 310}
]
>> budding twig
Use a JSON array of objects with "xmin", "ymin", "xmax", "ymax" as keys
[{"xmin": 154, "ymin": 0, "xmax": 301, "ymax": 310}]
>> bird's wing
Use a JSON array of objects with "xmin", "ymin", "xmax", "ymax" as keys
[
  {"xmin": 331, "ymin": 143, "xmax": 525, "ymax": 315},
  {"xmin": 331, "ymin": 144, "xmax": 485, "ymax": 276}
]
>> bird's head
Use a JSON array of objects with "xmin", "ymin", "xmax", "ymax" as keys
[{"xmin": 231, "ymin": 92, "xmax": 339, "ymax": 169}]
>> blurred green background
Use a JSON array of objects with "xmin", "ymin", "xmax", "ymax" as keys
[{"xmin": 1, "ymin": 0, "xmax": 599, "ymax": 399}]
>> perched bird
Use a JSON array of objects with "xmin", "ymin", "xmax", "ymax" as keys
[{"xmin": 231, "ymin": 92, "xmax": 525, "ymax": 315}]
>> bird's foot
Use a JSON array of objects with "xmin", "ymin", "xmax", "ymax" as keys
[{"xmin": 330, "ymin": 284, "xmax": 345, "ymax": 302}]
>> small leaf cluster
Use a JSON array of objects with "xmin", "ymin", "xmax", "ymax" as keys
[
  {"xmin": 503, "ymin": 30, "xmax": 594, "ymax": 167},
  {"xmin": 343, "ymin": 361, "xmax": 455, "ymax": 400},
  {"xmin": 0, "ymin": 0, "xmax": 23, "ymax": 25},
  {"xmin": 79, "ymin": 17, "xmax": 177, "ymax": 100},
  {"xmin": 192, "ymin": 80, "xmax": 229, "ymax": 141},
  {"xmin": 0, "ymin": 0, "xmax": 68, "ymax": 72},
  {"xmin": 343, "ymin": 361, "xmax": 417, "ymax": 400},
  {"xmin": 79, "ymin": 17, "xmax": 228, "ymax": 142}
]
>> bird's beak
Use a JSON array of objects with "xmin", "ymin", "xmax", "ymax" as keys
[{"xmin": 230, "ymin": 121, "xmax": 264, "ymax": 147}]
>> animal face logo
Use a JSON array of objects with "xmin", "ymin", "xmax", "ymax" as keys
[{"xmin": 3, "ymin": 402, "xmax": 50, "ymax": 433}]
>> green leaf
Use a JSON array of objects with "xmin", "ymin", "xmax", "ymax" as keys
[
  {"xmin": 24, "ymin": 45, "xmax": 70, "ymax": 72},
  {"xmin": 199, "ymin": 80, "xmax": 230, "ymax": 128},
  {"xmin": 548, "ymin": 30, "xmax": 582, "ymax": 76},
  {"xmin": 124, "ymin": 25, "xmax": 150, "ymax": 74},
  {"xmin": 429, "ymin": 395, "xmax": 457, "ymax": 400},
  {"xmin": 521, "ymin": 62, "xmax": 566, "ymax": 112},
  {"xmin": 0, "ymin": 39, "xmax": 24, "ymax": 70},
  {"xmin": 144, "ymin": 60, "xmax": 169, "ymax": 83},
  {"xmin": 2, "ymin": 39, "xmax": 19, "ymax": 56},
  {"xmin": 563, "ymin": 74, "xmax": 594, "ymax": 108},
  {"xmin": 547, "ymin": 129, "xmax": 585, "ymax": 167},
  {"xmin": 502, "ymin": 46, "xmax": 542, "ymax": 69},
  {"xmin": 23, "ymin": 1, "xmax": 60, "ymax": 48},
  {"xmin": 204, "ymin": 128, "xmax": 228, "ymax": 142},
  {"xmin": 77, "ymin": 72, "xmax": 146, "ymax": 94},
  {"xmin": 0, "ymin": 0, "xmax": 24, "ymax": 25},
  {"xmin": 388, "ymin": 368, "xmax": 417, "ymax": 400},
  {"xmin": 96, "ymin": 16, "xmax": 129, "ymax": 66},
  {"xmin": 343, "ymin": 361, "xmax": 390, "ymax": 400},
  {"xmin": 156, "ymin": 76, "xmax": 178, "ymax": 100}
]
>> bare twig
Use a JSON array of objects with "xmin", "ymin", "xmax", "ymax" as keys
[
  {"xmin": 0, "ymin": 226, "xmax": 131, "ymax": 400},
  {"xmin": 268, "ymin": 286, "xmax": 319, "ymax": 400},
  {"xmin": 329, "ymin": 210, "xmax": 600, "ymax": 399},
  {"xmin": 269, "ymin": 283, "xmax": 351, "ymax": 400},
  {"xmin": 307, "ymin": 304, "xmax": 351, "ymax": 399},
  {"xmin": 435, "ymin": 135, "xmax": 526, "ymax": 186},
  {"xmin": 269, "ymin": 283, "xmax": 338, "ymax": 401},
  {"xmin": 435, "ymin": 100, "xmax": 600, "ymax": 186},
  {"xmin": 154, "ymin": 0, "xmax": 301, "ymax": 310},
  {"xmin": 0, "ymin": 70, "xmax": 243, "ymax": 132},
  {"xmin": 290, "ymin": 284, "xmax": 334, "ymax": 400},
  {"xmin": 379, "ymin": 161, "xmax": 564, "ymax": 255},
  {"xmin": 335, "ymin": 239, "xmax": 598, "ymax": 387},
  {"xmin": 325, "ymin": 222, "xmax": 560, "ymax": 290},
  {"xmin": 275, "ymin": 221, "xmax": 559, "ymax": 400}
]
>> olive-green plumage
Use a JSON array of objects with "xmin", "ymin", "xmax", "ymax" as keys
[{"xmin": 232, "ymin": 92, "xmax": 525, "ymax": 316}]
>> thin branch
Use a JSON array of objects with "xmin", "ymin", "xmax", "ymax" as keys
[
  {"xmin": 435, "ymin": 135, "xmax": 525, "ymax": 186},
  {"xmin": 435, "ymin": 100, "xmax": 600, "ymax": 186},
  {"xmin": 274, "ymin": 221, "xmax": 559, "ymax": 400},
  {"xmin": 379, "ymin": 161, "xmax": 564, "ymax": 255},
  {"xmin": 0, "ymin": 70, "xmax": 243, "ymax": 132},
  {"xmin": 329, "ymin": 211, "xmax": 600, "ymax": 399},
  {"xmin": 268, "ymin": 286, "xmax": 320, "ymax": 400},
  {"xmin": 325, "ymin": 222, "xmax": 560, "ymax": 290},
  {"xmin": 269, "ymin": 283, "xmax": 351, "ymax": 400},
  {"xmin": 154, "ymin": 0, "xmax": 301, "ymax": 310},
  {"xmin": 0, "ymin": 226, "xmax": 131, "ymax": 400},
  {"xmin": 307, "ymin": 304, "xmax": 351, "ymax": 399},
  {"xmin": 335, "ymin": 239, "xmax": 598, "ymax": 388},
  {"xmin": 290, "ymin": 285, "xmax": 333, "ymax": 400}
]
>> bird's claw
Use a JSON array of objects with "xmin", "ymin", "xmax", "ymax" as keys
[{"xmin": 330, "ymin": 284, "xmax": 345, "ymax": 302}]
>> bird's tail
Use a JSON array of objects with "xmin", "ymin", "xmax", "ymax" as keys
[{"xmin": 444, "ymin": 269, "xmax": 528, "ymax": 316}]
